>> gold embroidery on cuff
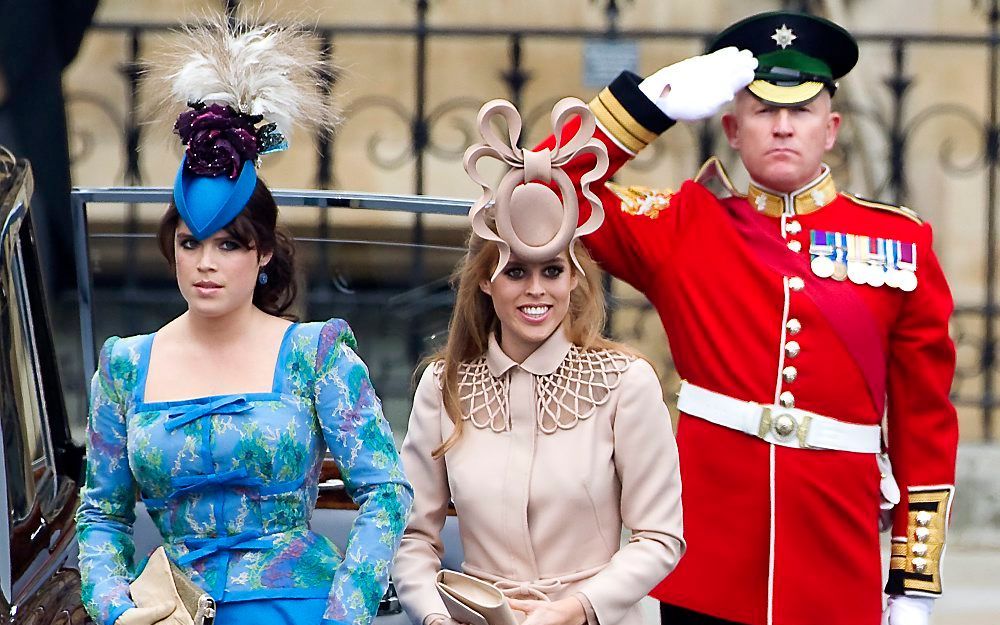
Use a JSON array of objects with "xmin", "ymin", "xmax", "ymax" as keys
[
  {"xmin": 588, "ymin": 89, "xmax": 654, "ymax": 153},
  {"xmin": 597, "ymin": 89, "xmax": 658, "ymax": 144},
  {"xmin": 903, "ymin": 487, "xmax": 953, "ymax": 594}
]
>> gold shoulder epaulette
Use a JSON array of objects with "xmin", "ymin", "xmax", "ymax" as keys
[
  {"xmin": 607, "ymin": 182, "xmax": 674, "ymax": 219},
  {"xmin": 842, "ymin": 192, "xmax": 923, "ymax": 225}
]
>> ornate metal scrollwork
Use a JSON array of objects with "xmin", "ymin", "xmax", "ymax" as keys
[{"xmin": 65, "ymin": 92, "xmax": 130, "ymax": 182}]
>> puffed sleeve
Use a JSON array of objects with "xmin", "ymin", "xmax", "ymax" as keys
[
  {"xmin": 314, "ymin": 319, "xmax": 414, "ymax": 625},
  {"xmin": 392, "ymin": 364, "xmax": 453, "ymax": 625},
  {"xmin": 575, "ymin": 358, "xmax": 685, "ymax": 625},
  {"xmin": 76, "ymin": 336, "xmax": 139, "ymax": 625},
  {"xmin": 884, "ymin": 223, "xmax": 959, "ymax": 598}
]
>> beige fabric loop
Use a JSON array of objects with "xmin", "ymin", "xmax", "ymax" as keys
[
  {"xmin": 464, "ymin": 97, "xmax": 609, "ymax": 280},
  {"xmin": 492, "ymin": 580, "xmax": 557, "ymax": 601},
  {"xmin": 549, "ymin": 97, "xmax": 597, "ymax": 164},
  {"xmin": 522, "ymin": 148, "xmax": 552, "ymax": 183},
  {"xmin": 476, "ymin": 99, "xmax": 524, "ymax": 164}
]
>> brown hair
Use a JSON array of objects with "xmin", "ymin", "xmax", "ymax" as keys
[
  {"xmin": 428, "ymin": 233, "xmax": 634, "ymax": 458},
  {"xmin": 157, "ymin": 178, "xmax": 298, "ymax": 319}
]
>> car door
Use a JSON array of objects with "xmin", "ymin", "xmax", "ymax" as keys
[{"xmin": 0, "ymin": 155, "xmax": 90, "ymax": 624}]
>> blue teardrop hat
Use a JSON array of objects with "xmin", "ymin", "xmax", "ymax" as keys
[{"xmin": 172, "ymin": 156, "xmax": 258, "ymax": 240}]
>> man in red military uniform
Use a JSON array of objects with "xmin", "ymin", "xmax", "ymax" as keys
[{"xmin": 536, "ymin": 10, "xmax": 958, "ymax": 625}]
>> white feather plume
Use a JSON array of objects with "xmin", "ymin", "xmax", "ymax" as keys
[{"xmin": 147, "ymin": 14, "xmax": 338, "ymax": 146}]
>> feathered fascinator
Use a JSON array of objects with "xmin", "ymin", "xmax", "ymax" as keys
[
  {"xmin": 147, "ymin": 15, "xmax": 336, "ymax": 239},
  {"xmin": 464, "ymin": 98, "xmax": 609, "ymax": 281}
]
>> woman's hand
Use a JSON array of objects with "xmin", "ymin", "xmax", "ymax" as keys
[
  {"xmin": 507, "ymin": 597, "xmax": 586, "ymax": 625},
  {"xmin": 426, "ymin": 614, "xmax": 472, "ymax": 625},
  {"xmin": 114, "ymin": 603, "xmax": 175, "ymax": 625}
]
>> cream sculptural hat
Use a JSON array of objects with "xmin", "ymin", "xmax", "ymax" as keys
[{"xmin": 464, "ymin": 98, "xmax": 609, "ymax": 280}]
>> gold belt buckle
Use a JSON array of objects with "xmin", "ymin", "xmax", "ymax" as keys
[
  {"xmin": 797, "ymin": 414, "xmax": 813, "ymax": 448},
  {"xmin": 757, "ymin": 405, "xmax": 773, "ymax": 439}
]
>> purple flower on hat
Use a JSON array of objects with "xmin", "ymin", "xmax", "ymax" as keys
[{"xmin": 175, "ymin": 103, "xmax": 262, "ymax": 179}]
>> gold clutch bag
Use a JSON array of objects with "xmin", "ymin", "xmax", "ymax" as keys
[
  {"xmin": 435, "ymin": 570, "xmax": 518, "ymax": 625},
  {"xmin": 129, "ymin": 546, "xmax": 217, "ymax": 625}
]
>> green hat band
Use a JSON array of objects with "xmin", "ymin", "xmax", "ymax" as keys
[{"xmin": 757, "ymin": 49, "xmax": 832, "ymax": 79}]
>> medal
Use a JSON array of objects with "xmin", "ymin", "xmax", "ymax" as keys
[
  {"xmin": 898, "ymin": 271, "xmax": 917, "ymax": 292},
  {"xmin": 847, "ymin": 234, "xmax": 868, "ymax": 284},
  {"xmin": 810, "ymin": 230, "xmax": 835, "ymax": 278},
  {"xmin": 812, "ymin": 255, "xmax": 835, "ymax": 278},
  {"xmin": 897, "ymin": 242, "xmax": 918, "ymax": 292},
  {"xmin": 832, "ymin": 232, "xmax": 849, "ymax": 281},
  {"xmin": 865, "ymin": 237, "xmax": 887, "ymax": 288},
  {"xmin": 884, "ymin": 240, "xmax": 901, "ymax": 288}
]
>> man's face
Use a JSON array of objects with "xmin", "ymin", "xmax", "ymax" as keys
[{"xmin": 722, "ymin": 90, "xmax": 842, "ymax": 193}]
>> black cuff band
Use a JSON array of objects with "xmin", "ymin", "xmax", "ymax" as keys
[{"xmin": 607, "ymin": 71, "xmax": 676, "ymax": 135}]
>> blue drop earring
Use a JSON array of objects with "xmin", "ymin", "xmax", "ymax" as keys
[{"xmin": 258, "ymin": 270, "xmax": 268, "ymax": 285}]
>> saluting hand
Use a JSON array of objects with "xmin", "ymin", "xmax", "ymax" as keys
[
  {"xmin": 507, "ymin": 597, "xmax": 587, "ymax": 625},
  {"xmin": 639, "ymin": 47, "xmax": 758, "ymax": 121}
]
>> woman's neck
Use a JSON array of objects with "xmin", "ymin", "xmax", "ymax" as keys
[
  {"xmin": 499, "ymin": 335, "xmax": 535, "ymax": 364},
  {"xmin": 181, "ymin": 305, "xmax": 260, "ymax": 346}
]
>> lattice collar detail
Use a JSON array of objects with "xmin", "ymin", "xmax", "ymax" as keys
[{"xmin": 437, "ymin": 330, "xmax": 634, "ymax": 435}]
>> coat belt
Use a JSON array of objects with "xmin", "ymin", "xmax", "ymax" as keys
[{"xmin": 462, "ymin": 563, "xmax": 606, "ymax": 600}]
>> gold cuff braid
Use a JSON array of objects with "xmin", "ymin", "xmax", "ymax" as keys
[
  {"xmin": 589, "ymin": 88, "xmax": 653, "ymax": 153},
  {"xmin": 889, "ymin": 486, "xmax": 953, "ymax": 595}
]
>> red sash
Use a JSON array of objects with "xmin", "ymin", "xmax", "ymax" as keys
[{"xmin": 719, "ymin": 193, "xmax": 887, "ymax": 415}]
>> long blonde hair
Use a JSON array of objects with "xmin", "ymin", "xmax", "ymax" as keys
[{"xmin": 428, "ymin": 233, "xmax": 633, "ymax": 458}]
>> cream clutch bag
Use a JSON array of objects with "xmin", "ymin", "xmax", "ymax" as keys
[
  {"xmin": 435, "ymin": 570, "xmax": 518, "ymax": 625},
  {"xmin": 129, "ymin": 546, "xmax": 217, "ymax": 625}
]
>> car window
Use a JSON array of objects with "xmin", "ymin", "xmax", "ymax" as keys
[
  {"xmin": 1, "ymin": 206, "xmax": 51, "ymax": 521},
  {"xmin": 293, "ymin": 236, "xmax": 465, "ymax": 439}
]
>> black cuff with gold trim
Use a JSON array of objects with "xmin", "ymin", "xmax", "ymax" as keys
[
  {"xmin": 885, "ymin": 486, "xmax": 953, "ymax": 596},
  {"xmin": 589, "ymin": 71, "xmax": 675, "ymax": 154}
]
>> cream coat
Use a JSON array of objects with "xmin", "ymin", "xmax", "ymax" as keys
[{"xmin": 393, "ymin": 328, "xmax": 685, "ymax": 625}]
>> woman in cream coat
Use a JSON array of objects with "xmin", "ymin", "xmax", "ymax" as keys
[{"xmin": 393, "ymin": 98, "xmax": 685, "ymax": 625}]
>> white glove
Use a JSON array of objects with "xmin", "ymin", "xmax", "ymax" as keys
[
  {"xmin": 881, "ymin": 595, "xmax": 935, "ymax": 625},
  {"xmin": 114, "ymin": 603, "xmax": 175, "ymax": 625},
  {"xmin": 639, "ymin": 47, "xmax": 758, "ymax": 121}
]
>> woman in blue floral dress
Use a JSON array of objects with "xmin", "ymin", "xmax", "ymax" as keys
[{"xmin": 75, "ymin": 19, "xmax": 413, "ymax": 625}]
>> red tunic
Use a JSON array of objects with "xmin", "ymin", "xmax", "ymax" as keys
[{"xmin": 536, "ymin": 72, "xmax": 959, "ymax": 625}]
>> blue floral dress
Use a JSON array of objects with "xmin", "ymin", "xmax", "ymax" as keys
[{"xmin": 76, "ymin": 319, "xmax": 413, "ymax": 625}]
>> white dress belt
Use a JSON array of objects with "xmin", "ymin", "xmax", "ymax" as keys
[{"xmin": 677, "ymin": 381, "xmax": 881, "ymax": 454}]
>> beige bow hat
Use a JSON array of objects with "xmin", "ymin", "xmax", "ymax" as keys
[{"xmin": 464, "ymin": 97, "xmax": 609, "ymax": 281}]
